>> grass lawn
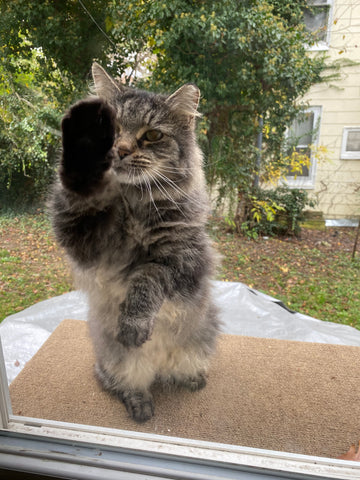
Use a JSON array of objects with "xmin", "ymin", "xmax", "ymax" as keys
[
  {"xmin": 0, "ymin": 212, "xmax": 359, "ymax": 330},
  {"xmin": 0, "ymin": 213, "xmax": 72, "ymax": 319},
  {"xmin": 211, "ymin": 219, "xmax": 360, "ymax": 329}
]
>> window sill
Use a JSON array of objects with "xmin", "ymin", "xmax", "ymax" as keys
[
  {"xmin": 284, "ymin": 179, "xmax": 315, "ymax": 190},
  {"xmin": 341, "ymin": 155, "xmax": 360, "ymax": 160},
  {"xmin": 2, "ymin": 420, "xmax": 360, "ymax": 480},
  {"xmin": 305, "ymin": 43, "xmax": 329, "ymax": 52}
]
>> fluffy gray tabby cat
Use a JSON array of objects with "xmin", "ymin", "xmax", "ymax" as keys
[{"xmin": 49, "ymin": 63, "xmax": 220, "ymax": 423}]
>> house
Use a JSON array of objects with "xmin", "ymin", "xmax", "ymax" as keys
[{"xmin": 287, "ymin": 0, "xmax": 360, "ymax": 223}]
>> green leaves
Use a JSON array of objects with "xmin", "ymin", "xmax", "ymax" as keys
[
  {"xmin": 114, "ymin": 0, "xmax": 325, "ymax": 211},
  {"xmin": 0, "ymin": 0, "xmax": 327, "ymax": 214},
  {"xmin": 0, "ymin": 43, "xmax": 62, "ymax": 207},
  {"xmin": 0, "ymin": 0, "xmax": 111, "ymax": 86},
  {"xmin": 243, "ymin": 187, "xmax": 317, "ymax": 237}
]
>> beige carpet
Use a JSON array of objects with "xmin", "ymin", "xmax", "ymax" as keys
[{"xmin": 9, "ymin": 319, "xmax": 360, "ymax": 458}]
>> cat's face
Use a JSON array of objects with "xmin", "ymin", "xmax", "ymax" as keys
[
  {"xmin": 111, "ymin": 90, "xmax": 185, "ymax": 187},
  {"xmin": 92, "ymin": 63, "xmax": 201, "ymax": 190}
]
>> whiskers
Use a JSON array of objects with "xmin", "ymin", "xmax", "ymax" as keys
[
  {"xmin": 141, "ymin": 170, "xmax": 163, "ymax": 221},
  {"xmin": 147, "ymin": 170, "xmax": 187, "ymax": 218},
  {"xmin": 121, "ymin": 157, "xmax": 204, "ymax": 221},
  {"xmin": 143, "ymin": 167, "xmax": 205, "ymax": 220},
  {"xmin": 152, "ymin": 167, "xmax": 204, "ymax": 209}
]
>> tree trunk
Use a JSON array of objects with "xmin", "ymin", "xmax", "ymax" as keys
[
  {"xmin": 234, "ymin": 190, "xmax": 249, "ymax": 234},
  {"xmin": 352, "ymin": 219, "xmax": 360, "ymax": 260}
]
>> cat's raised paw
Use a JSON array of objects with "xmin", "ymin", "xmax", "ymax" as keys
[
  {"xmin": 60, "ymin": 98, "xmax": 117, "ymax": 194},
  {"xmin": 62, "ymin": 98, "xmax": 116, "ymax": 158}
]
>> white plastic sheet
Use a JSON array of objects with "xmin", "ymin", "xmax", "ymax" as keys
[{"xmin": 1, "ymin": 281, "xmax": 360, "ymax": 384}]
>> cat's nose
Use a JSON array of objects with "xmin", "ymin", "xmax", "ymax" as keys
[
  {"xmin": 115, "ymin": 139, "xmax": 135, "ymax": 160},
  {"xmin": 117, "ymin": 147, "xmax": 132, "ymax": 159}
]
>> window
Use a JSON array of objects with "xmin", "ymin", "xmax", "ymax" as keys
[
  {"xmin": 1, "ymin": 337, "xmax": 360, "ymax": 478},
  {"xmin": 285, "ymin": 107, "xmax": 322, "ymax": 189},
  {"xmin": 341, "ymin": 127, "xmax": 360, "ymax": 160},
  {"xmin": 304, "ymin": 0, "xmax": 333, "ymax": 50}
]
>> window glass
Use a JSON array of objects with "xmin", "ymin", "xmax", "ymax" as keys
[
  {"xmin": 285, "ymin": 107, "xmax": 321, "ymax": 187},
  {"xmin": 304, "ymin": 1, "xmax": 331, "ymax": 45},
  {"xmin": 291, "ymin": 112, "xmax": 314, "ymax": 147},
  {"xmin": 287, "ymin": 148, "xmax": 311, "ymax": 177},
  {"xmin": 346, "ymin": 130, "xmax": 360, "ymax": 152},
  {"xmin": 287, "ymin": 112, "xmax": 315, "ymax": 178},
  {"xmin": 341, "ymin": 128, "xmax": 360, "ymax": 159}
]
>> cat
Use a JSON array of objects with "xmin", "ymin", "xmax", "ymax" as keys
[{"xmin": 49, "ymin": 62, "xmax": 220, "ymax": 423}]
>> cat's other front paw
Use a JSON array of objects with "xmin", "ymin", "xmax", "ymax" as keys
[
  {"xmin": 121, "ymin": 390, "xmax": 154, "ymax": 423},
  {"xmin": 116, "ymin": 316, "xmax": 153, "ymax": 348}
]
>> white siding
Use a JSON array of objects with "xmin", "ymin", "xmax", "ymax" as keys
[{"xmin": 303, "ymin": 0, "xmax": 360, "ymax": 219}]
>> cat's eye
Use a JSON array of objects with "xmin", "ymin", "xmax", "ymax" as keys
[{"xmin": 144, "ymin": 129, "xmax": 163, "ymax": 142}]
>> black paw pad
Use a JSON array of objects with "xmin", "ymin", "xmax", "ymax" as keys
[{"xmin": 62, "ymin": 98, "xmax": 116, "ymax": 155}]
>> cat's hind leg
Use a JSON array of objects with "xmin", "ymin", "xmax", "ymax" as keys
[
  {"xmin": 158, "ymin": 345, "xmax": 210, "ymax": 393},
  {"xmin": 172, "ymin": 372, "xmax": 207, "ymax": 392},
  {"xmin": 157, "ymin": 304, "xmax": 218, "ymax": 394},
  {"xmin": 95, "ymin": 355, "xmax": 156, "ymax": 423}
]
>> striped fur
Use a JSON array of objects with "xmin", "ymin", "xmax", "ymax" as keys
[{"xmin": 49, "ymin": 63, "xmax": 220, "ymax": 422}]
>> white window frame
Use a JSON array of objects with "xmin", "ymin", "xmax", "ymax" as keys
[
  {"xmin": 1, "ymin": 339, "xmax": 360, "ymax": 478},
  {"xmin": 285, "ymin": 106, "xmax": 322, "ymax": 190},
  {"xmin": 305, "ymin": 0, "xmax": 333, "ymax": 52},
  {"xmin": 341, "ymin": 127, "xmax": 360, "ymax": 160}
]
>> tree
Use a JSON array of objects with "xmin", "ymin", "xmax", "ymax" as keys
[
  {"xmin": 0, "ymin": 0, "xmax": 112, "ymax": 206},
  {"xmin": 0, "ymin": 0, "xmax": 111, "ymax": 95},
  {"xmin": 0, "ymin": 0, "xmax": 327, "ymax": 219},
  {"xmin": 107, "ymin": 0, "xmax": 327, "ymax": 232},
  {"xmin": 0, "ymin": 43, "xmax": 62, "ymax": 207}
]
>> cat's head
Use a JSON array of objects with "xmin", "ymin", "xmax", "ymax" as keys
[{"xmin": 92, "ymin": 63, "xmax": 202, "ymax": 193}]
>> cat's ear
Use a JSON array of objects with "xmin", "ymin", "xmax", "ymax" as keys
[
  {"xmin": 166, "ymin": 84, "xmax": 201, "ymax": 125},
  {"xmin": 91, "ymin": 62, "xmax": 125, "ymax": 100}
]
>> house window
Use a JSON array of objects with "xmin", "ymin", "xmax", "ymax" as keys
[
  {"xmin": 341, "ymin": 127, "xmax": 360, "ymax": 160},
  {"xmin": 285, "ymin": 107, "xmax": 322, "ymax": 189},
  {"xmin": 304, "ymin": 0, "xmax": 333, "ymax": 50},
  {"xmin": 1, "ymin": 338, "xmax": 360, "ymax": 478}
]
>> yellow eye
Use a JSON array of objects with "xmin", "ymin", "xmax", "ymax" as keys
[{"xmin": 144, "ymin": 129, "xmax": 163, "ymax": 142}]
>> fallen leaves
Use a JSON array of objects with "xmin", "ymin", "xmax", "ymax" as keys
[
  {"xmin": 211, "ymin": 218, "xmax": 360, "ymax": 327},
  {"xmin": 338, "ymin": 441, "xmax": 360, "ymax": 461},
  {"xmin": 0, "ymin": 216, "xmax": 72, "ymax": 319}
]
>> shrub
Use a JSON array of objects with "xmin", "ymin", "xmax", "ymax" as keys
[
  {"xmin": 239, "ymin": 186, "xmax": 316, "ymax": 237},
  {"xmin": 0, "ymin": 100, "xmax": 61, "ymax": 209},
  {"xmin": 0, "ymin": 45, "xmax": 63, "ymax": 209}
]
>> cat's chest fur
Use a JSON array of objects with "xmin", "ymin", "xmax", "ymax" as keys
[
  {"xmin": 124, "ymin": 213, "xmax": 149, "ymax": 247},
  {"xmin": 75, "ymin": 208, "xmax": 151, "ymax": 299},
  {"xmin": 115, "ymin": 195, "xmax": 155, "ymax": 250},
  {"xmin": 114, "ymin": 189, "xmax": 179, "ymax": 250}
]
